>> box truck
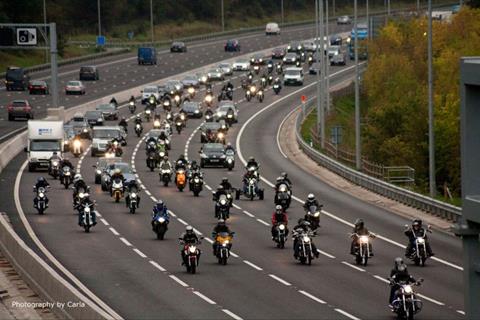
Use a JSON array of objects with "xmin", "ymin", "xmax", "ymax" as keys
[{"xmin": 26, "ymin": 120, "xmax": 64, "ymax": 172}]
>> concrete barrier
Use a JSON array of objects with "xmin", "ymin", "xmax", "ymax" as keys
[{"xmin": 0, "ymin": 214, "xmax": 113, "ymax": 319}]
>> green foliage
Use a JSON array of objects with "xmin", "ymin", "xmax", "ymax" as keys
[{"xmin": 363, "ymin": 8, "xmax": 480, "ymax": 196}]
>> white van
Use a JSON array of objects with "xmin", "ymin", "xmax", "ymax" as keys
[
  {"xmin": 266, "ymin": 22, "xmax": 280, "ymax": 35},
  {"xmin": 26, "ymin": 121, "xmax": 64, "ymax": 172}
]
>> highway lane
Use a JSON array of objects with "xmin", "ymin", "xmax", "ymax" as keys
[{"xmin": 0, "ymin": 21, "xmax": 349, "ymax": 142}]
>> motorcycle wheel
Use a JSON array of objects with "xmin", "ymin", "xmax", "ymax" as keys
[
  {"xmin": 130, "ymin": 206, "xmax": 136, "ymax": 214},
  {"xmin": 177, "ymin": 185, "xmax": 184, "ymax": 192},
  {"xmin": 355, "ymin": 255, "xmax": 362, "ymax": 265},
  {"xmin": 414, "ymin": 257, "xmax": 420, "ymax": 266},
  {"xmin": 193, "ymin": 191, "xmax": 200, "ymax": 197},
  {"xmin": 363, "ymin": 256, "xmax": 368, "ymax": 266},
  {"xmin": 235, "ymin": 190, "xmax": 240, "ymax": 200},
  {"xmin": 299, "ymin": 257, "xmax": 306, "ymax": 264},
  {"xmin": 421, "ymin": 257, "xmax": 426, "ymax": 267},
  {"xmin": 221, "ymin": 256, "xmax": 227, "ymax": 265},
  {"xmin": 115, "ymin": 194, "xmax": 120, "ymax": 203},
  {"xmin": 190, "ymin": 263, "xmax": 196, "ymax": 274},
  {"xmin": 38, "ymin": 208, "xmax": 44, "ymax": 215},
  {"xmin": 64, "ymin": 182, "xmax": 69, "ymax": 189},
  {"xmin": 307, "ymin": 255, "xmax": 312, "ymax": 265},
  {"xmin": 84, "ymin": 225, "xmax": 90, "ymax": 233},
  {"xmin": 259, "ymin": 190, "xmax": 264, "ymax": 200},
  {"xmin": 163, "ymin": 179, "xmax": 169, "ymax": 187},
  {"xmin": 149, "ymin": 166, "xmax": 154, "ymax": 172},
  {"xmin": 279, "ymin": 238, "xmax": 285, "ymax": 249},
  {"xmin": 250, "ymin": 193, "xmax": 254, "ymax": 201}
]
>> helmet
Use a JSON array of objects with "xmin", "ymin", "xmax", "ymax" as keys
[
  {"xmin": 281, "ymin": 172, "xmax": 288, "ymax": 179},
  {"xmin": 275, "ymin": 205, "xmax": 283, "ymax": 212},
  {"xmin": 307, "ymin": 193, "xmax": 315, "ymax": 201},
  {"xmin": 249, "ymin": 156, "xmax": 255, "ymax": 162},
  {"xmin": 397, "ymin": 263, "xmax": 407, "ymax": 272},
  {"xmin": 354, "ymin": 218, "xmax": 364, "ymax": 228},
  {"xmin": 114, "ymin": 169, "xmax": 121, "ymax": 175},
  {"xmin": 394, "ymin": 257, "xmax": 404, "ymax": 269},
  {"xmin": 218, "ymin": 219, "xmax": 225, "ymax": 225},
  {"xmin": 413, "ymin": 219, "xmax": 422, "ymax": 228},
  {"xmin": 227, "ymin": 142, "xmax": 232, "ymax": 147},
  {"xmin": 179, "ymin": 154, "xmax": 185, "ymax": 160},
  {"xmin": 156, "ymin": 200, "xmax": 164, "ymax": 207},
  {"xmin": 122, "ymin": 116, "xmax": 126, "ymax": 120},
  {"xmin": 222, "ymin": 177, "xmax": 228, "ymax": 183},
  {"xmin": 163, "ymin": 156, "xmax": 168, "ymax": 161},
  {"xmin": 186, "ymin": 225, "xmax": 194, "ymax": 234},
  {"xmin": 276, "ymin": 177, "xmax": 283, "ymax": 182},
  {"xmin": 191, "ymin": 160, "xmax": 197, "ymax": 166},
  {"xmin": 74, "ymin": 174, "xmax": 82, "ymax": 182},
  {"xmin": 37, "ymin": 177, "xmax": 45, "ymax": 183},
  {"xmin": 136, "ymin": 115, "xmax": 140, "ymax": 119}
]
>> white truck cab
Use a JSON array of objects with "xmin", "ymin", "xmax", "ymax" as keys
[{"xmin": 26, "ymin": 120, "xmax": 64, "ymax": 172}]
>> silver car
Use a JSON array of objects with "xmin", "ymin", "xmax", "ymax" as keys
[
  {"xmin": 101, "ymin": 162, "xmax": 136, "ymax": 191},
  {"xmin": 337, "ymin": 15, "xmax": 351, "ymax": 24},
  {"xmin": 65, "ymin": 80, "xmax": 85, "ymax": 95},
  {"xmin": 181, "ymin": 75, "xmax": 200, "ymax": 88},
  {"xmin": 218, "ymin": 63, "xmax": 233, "ymax": 76},
  {"xmin": 302, "ymin": 41, "xmax": 317, "ymax": 52},
  {"xmin": 207, "ymin": 68, "xmax": 225, "ymax": 81},
  {"xmin": 215, "ymin": 101, "xmax": 238, "ymax": 123},
  {"xmin": 232, "ymin": 59, "xmax": 250, "ymax": 71}
]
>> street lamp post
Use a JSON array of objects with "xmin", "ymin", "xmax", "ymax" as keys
[
  {"xmin": 354, "ymin": 0, "xmax": 361, "ymax": 170},
  {"xmin": 43, "ymin": 0, "xmax": 48, "ymax": 63},
  {"xmin": 97, "ymin": 0, "xmax": 101, "ymax": 37},
  {"xmin": 325, "ymin": 0, "xmax": 330, "ymax": 112},
  {"xmin": 428, "ymin": 0, "xmax": 436, "ymax": 197},
  {"xmin": 221, "ymin": 0, "xmax": 225, "ymax": 32},
  {"xmin": 319, "ymin": 0, "xmax": 325, "ymax": 148},
  {"xmin": 150, "ymin": 0, "xmax": 154, "ymax": 44}
]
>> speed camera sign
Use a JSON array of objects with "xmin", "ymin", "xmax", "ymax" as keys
[{"xmin": 16, "ymin": 28, "xmax": 37, "ymax": 45}]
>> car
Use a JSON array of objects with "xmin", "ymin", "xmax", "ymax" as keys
[
  {"xmin": 232, "ymin": 59, "xmax": 250, "ymax": 71},
  {"xmin": 165, "ymin": 80, "xmax": 184, "ymax": 95},
  {"xmin": 79, "ymin": 66, "xmax": 99, "ymax": 81},
  {"xmin": 302, "ymin": 40, "xmax": 317, "ymax": 52},
  {"xmin": 101, "ymin": 162, "xmax": 136, "ymax": 191},
  {"xmin": 144, "ymin": 129, "xmax": 171, "ymax": 150},
  {"xmin": 85, "ymin": 110, "xmax": 105, "ymax": 127},
  {"xmin": 65, "ymin": 80, "xmax": 85, "ymax": 95},
  {"xmin": 7, "ymin": 100, "xmax": 33, "ymax": 121},
  {"xmin": 5, "ymin": 67, "xmax": 30, "ymax": 91},
  {"xmin": 141, "ymin": 85, "xmax": 160, "ymax": 104},
  {"xmin": 327, "ymin": 45, "xmax": 341, "ymax": 58},
  {"xmin": 68, "ymin": 113, "xmax": 91, "ymax": 139},
  {"xmin": 200, "ymin": 122, "xmax": 224, "ymax": 143},
  {"xmin": 218, "ymin": 63, "xmax": 233, "ymax": 76},
  {"xmin": 207, "ymin": 68, "xmax": 224, "ymax": 81},
  {"xmin": 93, "ymin": 157, "xmax": 121, "ymax": 184},
  {"xmin": 337, "ymin": 15, "xmax": 351, "ymax": 24},
  {"xmin": 283, "ymin": 67, "xmax": 304, "ymax": 85},
  {"xmin": 63, "ymin": 125, "xmax": 76, "ymax": 151},
  {"xmin": 330, "ymin": 34, "xmax": 343, "ymax": 46},
  {"xmin": 271, "ymin": 47, "xmax": 287, "ymax": 59},
  {"xmin": 309, "ymin": 62, "xmax": 322, "ymax": 75},
  {"xmin": 28, "ymin": 80, "xmax": 49, "ymax": 95},
  {"xmin": 215, "ymin": 101, "xmax": 238, "ymax": 123},
  {"xmin": 265, "ymin": 22, "xmax": 280, "ymax": 35},
  {"xmin": 96, "ymin": 103, "xmax": 118, "ymax": 120},
  {"xmin": 225, "ymin": 39, "xmax": 241, "ymax": 52},
  {"xmin": 283, "ymin": 52, "xmax": 299, "ymax": 65},
  {"xmin": 287, "ymin": 41, "xmax": 304, "ymax": 53},
  {"xmin": 91, "ymin": 126, "xmax": 125, "ymax": 157},
  {"xmin": 170, "ymin": 41, "xmax": 187, "ymax": 52},
  {"xmin": 195, "ymin": 72, "xmax": 208, "ymax": 85},
  {"xmin": 330, "ymin": 52, "xmax": 347, "ymax": 66},
  {"xmin": 181, "ymin": 101, "xmax": 203, "ymax": 118},
  {"xmin": 250, "ymin": 53, "xmax": 266, "ymax": 65},
  {"xmin": 181, "ymin": 75, "xmax": 200, "ymax": 88},
  {"xmin": 199, "ymin": 143, "xmax": 227, "ymax": 168}
]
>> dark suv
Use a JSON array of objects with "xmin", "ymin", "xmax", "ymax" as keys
[
  {"xmin": 225, "ymin": 39, "xmax": 241, "ymax": 52},
  {"xmin": 5, "ymin": 67, "xmax": 30, "ymax": 91},
  {"xmin": 79, "ymin": 66, "xmax": 99, "ymax": 81}
]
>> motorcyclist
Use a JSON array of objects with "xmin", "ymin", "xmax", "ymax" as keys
[
  {"xmin": 189, "ymin": 160, "xmax": 202, "ymax": 178},
  {"xmin": 225, "ymin": 142, "xmax": 235, "ymax": 154},
  {"xmin": 72, "ymin": 174, "xmax": 88, "ymax": 201},
  {"xmin": 134, "ymin": 115, "xmax": 142, "ymax": 125},
  {"xmin": 118, "ymin": 117, "xmax": 128, "ymax": 133},
  {"xmin": 350, "ymin": 219, "xmax": 374, "ymax": 256},
  {"xmin": 245, "ymin": 156, "xmax": 259, "ymax": 171},
  {"xmin": 175, "ymin": 154, "xmax": 188, "ymax": 171},
  {"xmin": 404, "ymin": 219, "xmax": 434, "ymax": 257},
  {"xmin": 226, "ymin": 81, "xmax": 234, "ymax": 91},
  {"xmin": 129, "ymin": 95, "xmax": 135, "ymax": 104},
  {"xmin": 159, "ymin": 155, "xmax": 173, "ymax": 172},
  {"xmin": 151, "ymin": 200, "xmax": 169, "ymax": 228},
  {"xmin": 271, "ymin": 205, "xmax": 289, "ymax": 239},
  {"xmin": 110, "ymin": 168, "xmax": 125, "ymax": 196},
  {"xmin": 76, "ymin": 193, "xmax": 97, "ymax": 227},
  {"xmin": 303, "ymin": 193, "xmax": 320, "ymax": 211},
  {"xmin": 214, "ymin": 185, "xmax": 228, "ymax": 201},
  {"xmin": 292, "ymin": 219, "xmax": 319, "ymax": 259},
  {"xmin": 212, "ymin": 219, "xmax": 233, "ymax": 255},
  {"xmin": 33, "ymin": 177, "xmax": 50, "ymax": 208},
  {"xmin": 220, "ymin": 177, "xmax": 233, "ymax": 192},
  {"xmin": 388, "ymin": 258, "xmax": 417, "ymax": 308},
  {"xmin": 180, "ymin": 225, "xmax": 201, "ymax": 265},
  {"xmin": 48, "ymin": 151, "xmax": 62, "ymax": 174},
  {"xmin": 110, "ymin": 97, "xmax": 118, "ymax": 107},
  {"xmin": 275, "ymin": 172, "xmax": 292, "ymax": 198},
  {"xmin": 59, "ymin": 157, "xmax": 75, "ymax": 183},
  {"xmin": 125, "ymin": 180, "xmax": 141, "ymax": 208}
]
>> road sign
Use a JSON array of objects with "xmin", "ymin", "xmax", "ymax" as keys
[
  {"xmin": 96, "ymin": 35, "xmax": 106, "ymax": 46},
  {"xmin": 331, "ymin": 126, "xmax": 343, "ymax": 145},
  {"xmin": 301, "ymin": 95, "xmax": 307, "ymax": 103},
  {"xmin": 16, "ymin": 28, "xmax": 37, "ymax": 45}
]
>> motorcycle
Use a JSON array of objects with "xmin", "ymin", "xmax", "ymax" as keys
[
  {"xmin": 128, "ymin": 190, "xmax": 139, "ymax": 214},
  {"xmin": 173, "ymin": 94, "xmax": 181, "ymax": 108},
  {"xmin": 111, "ymin": 178, "xmax": 124, "ymax": 203},
  {"xmin": 218, "ymin": 90, "xmax": 228, "ymax": 102},
  {"xmin": 275, "ymin": 183, "xmax": 291, "ymax": 210},
  {"xmin": 253, "ymin": 64, "xmax": 260, "ymax": 74},
  {"xmin": 80, "ymin": 204, "xmax": 96, "ymax": 233},
  {"xmin": 293, "ymin": 230, "xmax": 316, "ymax": 265},
  {"xmin": 273, "ymin": 223, "xmax": 288, "ymax": 249},
  {"xmin": 146, "ymin": 151, "xmax": 158, "ymax": 172},
  {"xmin": 153, "ymin": 118, "xmax": 161, "ymax": 129},
  {"xmin": 267, "ymin": 74, "xmax": 274, "ymax": 85},
  {"xmin": 235, "ymin": 176, "xmax": 264, "ymax": 201},
  {"xmin": 107, "ymin": 144, "xmax": 123, "ymax": 157},
  {"xmin": 153, "ymin": 215, "xmax": 168, "ymax": 240},
  {"xmin": 176, "ymin": 169, "xmax": 187, "ymax": 192},
  {"xmin": 72, "ymin": 139, "xmax": 82, "ymax": 157},
  {"xmin": 62, "ymin": 166, "xmax": 73, "ymax": 189},
  {"xmin": 260, "ymin": 76, "xmax": 267, "ymax": 89},
  {"xmin": 350, "ymin": 233, "xmax": 374, "ymax": 266},
  {"xmin": 205, "ymin": 111, "xmax": 214, "ymax": 122},
  {"xmin": 34, "ymin": 186, "xmax": 49, "ymax": 215},
  {"xmin": 190, "ymin": 174, "xmax": 203, "ymax": 197},
  {"xmin": 49, "ymin": 159, "xmax": 60, "ymax": 179},
  {"xmin": 160, "ymin": 167, "xmax": 172, "ymax": 186},
  {"xmin": 267, "ymin": 62, "xmax": 273, "ymax": 73},
  {"xmin": 145, "ymin": 109, "xmax": 152, "ymax": 121},
  {"xmin": 215, "ymin": 232, "xmax": 234, "ymax": 265},
  {"xmin": 187, "ymin": 86, "xmax": 195, "ymax": 99},
  {"xmin": 390, "ymin": 280, "xmax": 424, "ymax": 319},
  {"xmin": 225, "ymin": 149, "xmax": 235, "ymax": 171},
  {"xmin": 162, "ymin": 98, "xmax": 172, "ymax": 112},
  {"xmin": 407, "ymin": 228, "xmax": 431, "ymax": 267},
  {"xmin": 304, "ymin": 205, "xmax": 321, "ymax": 230},
  {"xmin": 256, "ymin": 89, "xmax": 264, "ymax": 103},
  {"xmin": 73, "ymin": 186, "xmax": 90, "ymax": 208},
  {"xmin": 180, "ymin": 240, "xmax": 201, "ymax": 274},
  {"xmin": 175, "ymin": 120, "xmax": 183, "ymax": 134},
  {"xmin": 135, "ymin": 123, "xmax": 143, "ymax": 137},
  {"xmin": 166, "ymin": 111, "xmax": 173, "ymax": 123},
  {"xmin": 245, "ymin": 89, "xmax": 252, "ymax": 102},
  {"xmin": 215, "ymin": 194, "xmax": 230, "ymax": 220},
  {"xmin": 226, "ymin": 87, "xmax": 233, "ymax": 100},
  {"xmin": 129, "ymin": 101, "xmax": 136, "ymax": 114},
  {"xmin": 273, "ymin": 82, "xmax": 281, "ymax": 95},
  {"xmin": 276, "ymin": 64, "xmax": 283, "ymax": 75}
]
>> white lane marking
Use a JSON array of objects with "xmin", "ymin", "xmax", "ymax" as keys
[
  {"xmin": 341, "ymin": 261, "xmax": 366, "ymax": 272},
  {"xmin": 177, "ymin": 218, "xmax": 188, "ymax": 226},
  {"xmin": 149, "ymin": 260, "xmax": 166, "ymax": 272},
  {"xmin": 457, "ymin": 310, "xmax": 465, "ymax": 315},
  {"xmin": 335, "ymin": 308, "xmax": 361, "ymax": 320},
  {"xmin": 204, "ymin": 237, "xmax": 214, "ymax": 244},
  {"xmin": 243, "ymin": 210, "xmax": 255, "ymax": 217},
  {"xmin": 298, "ymin": 290, "xmax": 327, "ymax": 304},
  {"xmin": 133, "ymin": 248, "xmax": 147, "ymax": 258},
  {"xmin": 169, "ymin": 275, "xmax": 189, "ymax": 287},
  {"xmin": 243, "ymin": 260, "xmax": 263, "ymax": 271},
  {"xmin": 14, "ymin": 161, "xmax": 122, "ymax": 320},
  {"xmin": 109, "ymin": 227, "xmax": 120, "ymax": 236},
  {"xmin": 101, "ymin": 218, "xmax": 109, "ymax": 226},
  {"xmin": 234, "ymin": 71, "xmax": 463, "ymax": 272},
  {"xmin": 192, "ymin": 228, "xmax": 203, "ymax": 235},
  {"xmin": 232, "ymin": 204, "xmax": 242, "ymax": 210},
  {"xmin": 256, "ymin": 218, "xmax": 270, "ymax": 226},
  {"xmin": 120, "ymin": 237, "xmax": 132, "ymax": 247},
  {"xmin": 222, "ymin": 309, "xmax": 243, "ymax": 320},
  {"xmin": 373, "ymin": 275, "xmax": 390, "ymax": 284},
  {"xmin": 416, "ymin": 294, "xmax": 445, "ymax": 306},
  {"xmin": 269, "ymin": 274, "xmax": 291, "ymax": 286},
  {"xmin": 145, "ymin": 190, "xmax": 152, "ymax": 196},
  {"xmin": 317, "ymin": 249, "xmax": 335, "ymax": 259},
  {"xmin": 193, "ymin": 291, "xmax": 217, "ymax": 305}
]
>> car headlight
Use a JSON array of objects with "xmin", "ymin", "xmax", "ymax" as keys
[
  {"xmin": 292, "ymin": 58, "xmax": 296, "ymax": 62},
  {"xmin": 287, "ymin": 46, "xmax": 291, "ymax": 50},
  {"xmin": 205, "ymin": 95, "xmax": 212, "ymax": 103},
  {"xmin": 297, "ymin": 46, "xmax": 302, "ymax": 50},
  {"xmin": 96, "ymin": 169, "xmax": 101, "ymax": 175},
  {"xmin": 97, "ymin": 118, "xmax": 103, "ymax": 122},
  {"xmin": 188, "ymin": 87, "xmax": 195, "ymax": 94},
  {"xmin": 218, "ymin": 132, "xmax": 224, "ymax": 139},
  {"xmin": 201, "ymin": 76, "xmax": 207, "ymax": 82},
  {"xmin": 194, "ymin": 110, "xmax": 199, "ymax": 113},
  {"xmin": 64, "ymin": 141, "xmax": 69, "ymax": 145}
]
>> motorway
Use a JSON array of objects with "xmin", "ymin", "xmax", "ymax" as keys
[{"xmin": 0, "ymin": 21, "xmax": 465, "ymax": 320}]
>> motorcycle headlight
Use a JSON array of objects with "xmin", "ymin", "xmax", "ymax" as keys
[
  {"xmin": 188, "ymin": 87, "xmax": 195, "ymax": 94},
  {"xmin": 39, "ymin": 192, "xmax": 45, "ymax": 198},
  {"xmin": 130, "ymin": 192, "xmax": 137, "ymax": 198},
  {"xmin": 189, "ymin": 246, "xmax": 197, "ymax": 253},
  {"xmin": 176, "ymin": 122, "xmax": 182, "ymax": 126},
  {"xmin": 129, "ymin": 101, "xmax": 134, "ymax": 106},
  {"xmin": 158, "ymin": 217, "xmax": 165, "ymax": 223},
  {"xmin": 287, "ymin": 45, "xmax": 291, "ymax": 50},
  {"xmin": 218, "ymin": 132, "xmax": 224, "ymax": 139},
  {"xmin": 417, "ymin": 238, "xmax": 425, "ymax": 244},
  {"xmin": 404, "ymin": 285, "xmax": 413, "ymax": 294},
  {"xmin": 254, "ymin": 65, "xmax": 259, "ymax": 70},
  {"xmin": 258, "ymin": 90, "xmax": 263, "ymax": 95},
  {"xmin": 149, "ymin": 97, "xmax": 155, "ymax": 104},
  {"xmin": 283, "ymin": 58, "xmax": 287, "ymax": 62},
  {"xmin": 174, "ymin": 95, "xmax": 180, "ymax": 102},
  {"xmin": 279, "ymin": 186, "xmax": 286, "ymax": 192},
  {"xmin": 83, "ymin": 128, "xmax": 88, "ymax": 133},
  {"xmin": 65, "ymin": 141, "xmax": 69, "ymax": 145},
  {"xmin": 52, "ymin": 161, "xmax": 58, "ymax": 166},
  {"xmin": 74, "ymin": 140, "xmax": 81, "ymax": 148},
  {"xmin": 194, "ymin": 178, "xmax": 200, "ymax": 183},
  {"xmin": 220, "ymin": 199, "xmax": 226, "ymax": 205},
  {"xmin": 223, "ymin": 240, "xmax": 229, "ymax": 245},
  {"xmin": 249, "ymin": 180, "xmax": 255, "ymax": 185},
  {"xmin": 84, "ymin": 207, "xmax": 91, "ymax": 213},
  {"xmin": 221, "ymin": 125, "xmax": 226, "ymax": 130},
  {"xmin": 201, "ymin": 76, "xmax": 207, "ymax": 82},
  {"xmin": 145, "ymin": 109, "xmax": 151, "ymax": 114},
  {"xmin": 303, "ymin": 236, "xmax": 311, "ymax": 243},
  {"xmin": 96, "ymin": 169, "xmax": 101, "ymax": 174},
  {"xmin": 250, "ymin": 86, "xmax": 256, "ymax": 93},
  {"xmin": 227, "ymin": 158, "xmax": 232, "ymax": 163},
  {"xmin": 227, "ymin": 114, "xmax": 232, "ymax": 118},
  {"xmin": 279, "ymin": 224, "xmax": 285, "ymax": 230},
  {"xmin": 314, "ymin": 211, "xmax": 320, "ymax": 217},
  {"xmin": 163, "ymin": 100, "xmax": 170, "ymax": 106},
  {"xmin": 360, "ymin": 236, "xmax": 369, "ymax": 243},
  {"xmin": 154, "ymin": 120, "xmax": 160, "ymax": 127},
  {"xmin": 259, "ymin": 58, "xmax": 263, "ymax": 63},
  {"xmin": 159, "ymin": 152, "xmax": 165, "ymax": 157},
  {"xmin": 292, "ymin": 58, "xmax": 296, "ymax": 62},
  {"xmin": 297, "ymin": 45, "xmax": 302, "ymax": 50}
]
